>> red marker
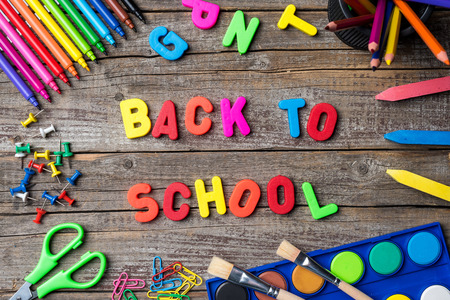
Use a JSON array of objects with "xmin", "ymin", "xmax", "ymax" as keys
[{"xmin": 0, "ymin": 0, "xmax": 70, "ymax": 86}]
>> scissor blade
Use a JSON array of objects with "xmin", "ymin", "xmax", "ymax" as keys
[{"xmin": 9, "ymin": 282, "xmax": 37, "ymax": 300}]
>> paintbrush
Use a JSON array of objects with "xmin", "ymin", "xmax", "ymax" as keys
[
  {"xmin": 208, "ymin": 256, "xmax": 304, "ymax": 300},
  {"xmin": 277, "ymin": 240, "xmax": 373, "ymax": 300}
]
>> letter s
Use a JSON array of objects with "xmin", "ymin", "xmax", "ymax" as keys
[{"xmin": 127, "ymin": 183, "xmax": 159, "ymax": 222}]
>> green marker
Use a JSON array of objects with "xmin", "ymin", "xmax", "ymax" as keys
[
  {"xmin": 57, "ymin": 0, "xmax": 107, "ymax": 55},
  {"xmin": 41, "ymin": 0, "xmax": 97, "ymax": 62}
]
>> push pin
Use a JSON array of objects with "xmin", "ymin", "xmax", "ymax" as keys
[
  {"xmin": 58, "ymin": 190, "xmax": 75, "ymax": 205},
  {"xmin": 62, "ymin": 170, "xmax": 82, "ymax": 191},
  {"xmin": 10, "ymin": 182, "xmax": 27, "ymax": 196},
  {"xmin": 21, "ymin": 110, "xmax": 44, "ymax": 128},
  {"xmin": 34, "ymin": 150, "xmax": 51, "ymax": 160},
  {"xmin": 47, "ymin": 162, "xmax": 61, "ymax": 183},
  {"xmin": 54, "ymin": 151, "xmax": 64, "ymax": 166},
  {"xmin": 33, "ymin": 208, "xmax": 47, "ymax": 224},
  {"xmin": 21, "ymin": 168, "xmax": 36, "ymax": 185},
  {"xmin": 28, "ymin": 160, "xmax": 51, "ymax": 173},
  {"xmin": 15, "ymin": 142, "xmax": 31, "ymax": 158},
  {"xmin": 13, "ymin": 192, "xmax": 38, "ymax": 204},
  {"xmin": 62, "ymin": 142, "xmax": 73, "ymax": 157},
  {"xmin": 42, "ymin": 190, "xmax": 64, "ymax": 206},
  {"xmin": 36, "ymin": 124, "xmax": 56, "ymax": 138}
]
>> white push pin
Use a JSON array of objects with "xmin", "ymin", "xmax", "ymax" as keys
[
  {"xmin": 13, "ymin": 192, "xmax": 38, "ymax": 205},
  {"xmin": 35, "ymin": 124, "xmax": 56, "ymax": 138}
]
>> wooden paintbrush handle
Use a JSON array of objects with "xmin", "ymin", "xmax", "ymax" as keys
[
  {"xmin": 276, "ymin": 289, "xmax": 305, "ymax": 300},
  {"xmin": 339, "ymin": 281, "xmax": 373, "ymax": 300}
]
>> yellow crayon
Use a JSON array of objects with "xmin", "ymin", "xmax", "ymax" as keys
[
  {"xmin": 25, "ymin": 0, "xmax": 89, "ymax": 71},
  {"xmin": 385, "ymin": 6, "xmax": 401, "ymax": 66},
  {"xmin": 357, "ymin": 0, "xmax": 376, "ymax": 14},
  {"xmin": 387, "ymin": 169, "xmax": 450, "ymax": 202}
]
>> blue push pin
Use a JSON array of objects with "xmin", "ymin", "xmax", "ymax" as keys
[
  {"xmin": 21, "ymin": 168, "xmax": 36, "ymax": 185},
  {"xmin": 42, "ymin": 191, "xmax": 61, "ymax": 205},
  {"xmin": 62, "ymin": 170, "xmax": 82, "ymax": 192},
  {"xmin": 10, "ymin": 182, "xmax": 27, "ymax": 196}
]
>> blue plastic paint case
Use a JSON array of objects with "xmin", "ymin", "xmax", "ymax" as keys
[{"xmin": 206, "ymin": 222, "xmax": 450, "ymax": 299}]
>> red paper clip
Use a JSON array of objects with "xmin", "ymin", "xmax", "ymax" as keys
[{"xmin": 152, "ymin": 262, "xmax": 183, "ymax": 283}]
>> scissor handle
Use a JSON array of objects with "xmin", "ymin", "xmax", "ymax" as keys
[
  {"xmin": 36, "ymin": 251, "xmax": 107, "ymax": 298},
  {"xmin": 25, "ymin": 223, "xmax": 84, "ymax": 284}
]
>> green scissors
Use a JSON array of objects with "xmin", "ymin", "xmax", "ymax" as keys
[{"xmin": 10, "ymin": 223, "xmax": 107, "ymax": 300}]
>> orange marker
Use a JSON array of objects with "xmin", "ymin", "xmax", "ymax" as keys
[
  {"xmin": 393, "ymin": 0, "xmax": 449, "ymax": 65},
  {"xmin": 10, "ymin": 0, "xmax": 79, "ymax": 79}
]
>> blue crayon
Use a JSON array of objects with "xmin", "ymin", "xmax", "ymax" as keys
[
  {"xmin": 385, "ymin": 130, "xmax": 450, "ymax": 145},
  {"xmin": 72, "ymin": 0, "xmax": 117, "ymax": 47},
  {"xmin": 0, "ymin": 51, "xmax": 40, "ymax": 110},
  {"xmin": 88, "ymin": 0, "xmax": 126, "ymax": 39}
]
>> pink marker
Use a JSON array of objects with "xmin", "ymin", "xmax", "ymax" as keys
[
  {"xmin": 0, "ymin": 11, "xmax": 60, "ymax": 94},
  {"xmin": 0, "ymin": 31, "xmax": 50, "ymax": 101}
]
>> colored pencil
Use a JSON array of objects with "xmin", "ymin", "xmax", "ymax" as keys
[
  {"xmin": 89, "ymin": 0, "xmax": 126, "ymax": 39},
  {"xmin": 385, "ymin": 6, "xmax": 402, "ymax": 65},
  {"xmin": 72, "ymin": 0, "xmax": 117, "ymax": 47},
  {"xmin": 357, "ymin": 0, "xmax": 377, "ymax": 13},
  {"xmin": 404, "ymin": 0, "xmax": 450, "ymax": 8},
  {"xmin": 0, "ymin": 0, "xmax": 69, "ymax": 86},
  {"xmin": 386, "ymin": 170, "xmax": 450, "ymax": 202},
  {"xmin": 384, "ymin": 130, "xmax": 450, "ymax": 145},
  {"xmin": 376, "ymin": 76, "xmax": 450, "ymax": 101},
  {"xmin": 0, "ymin": 51, "xmax": 40, "ymax": 109},
  {"xmin": 393, "ymin": 0, "xmax": 450, "ymax": 65},
  {"xmin": 120, "ymin": 0, "xmax": 146, "ymax": 24},
  {"xmin": 371, "ymin": 0, "xmax": 394, "ymax": 71},
  {"xmin": 25, "ymin": 0, "xmax": 90, "ymax": 71},
  {"xmin": 325, "ymin": 14, "xmax": 374, "ymax": 32},
  {"xmin": 368, "ymin": 0, "xmax": 387, "ymax": 53},
  {"xmin": 0, "ymin": 31, "xmax": 50, "ymax": 101},
  {"xmin": 0, "ymin": 10, "xmax": 60, "ymax": 93},
  {"xmin": 342, "ymin": 0, "xmax": 372, "ymax": 15},
  {"xmin": 104, "ymin": 0, "xmax": 136, "ymax": 32},
  {"xmin": 58, "ymin": 0, "xmax": 108, "ymax": 55},
  {"xmin": 9, "ymin": 0, "xmax": 79, "ymax": 79}
]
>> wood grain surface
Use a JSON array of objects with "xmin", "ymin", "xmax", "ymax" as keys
[{"xmin": 0, "ymin": 0, "xmax": 449, "ymax": 299}]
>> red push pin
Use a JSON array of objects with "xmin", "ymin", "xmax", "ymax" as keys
[
  {"xmin": 33, "ymin": 208, "xmax": 47, "ymax": 224},
  {"xmin": 28, "ymin": 160, "xmax": 51, "ymax": 173},
  {"xmin": 58, "ymin": 190, "xmax": 75, "ymax": 205}
]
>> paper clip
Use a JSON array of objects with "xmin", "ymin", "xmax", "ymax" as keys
[
  {"xmin": 112, "ymin": 272, "xmax": 146, "ymax": 300},
  {"xmin": 152, "ymin": 256, "xmax": 164, "ymax": 289},
  {"xmin": 175, "ymin": 264, "xmax": 203, "ymax": 286},
  {"xmin": 147, "ymin": 290, "xmax": 176, "ymax": 299},
  {"xmin": 150, "ymin": 278, "xmax": 182, "ymax": 292},
  {"xmin": 157, "ymin": 294, "xmax": 190, "ymax": 300},
  {"xmin": 152, "ymin": 262, "xmax": 183, "ymax": 283},
  {"xmin": 174, "ymin": 279, "xmax": 194, "ymax": 295},
  {"xmin": 123, "ymin": 289, "xmax": 138, "ymax": 300}
]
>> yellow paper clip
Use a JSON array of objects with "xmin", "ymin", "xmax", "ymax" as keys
[
  {"xmin": 158, "ymin": 294, "xmax": 190, "ymax": 300},
  {"xmin": 174, "ymin": 279, "xmax": 194, "ymax": 295},
  {"xmin": 175, "ymin": 264, "xmax": 203, "ymax": 286},
  {"xmin": 148, "ymin": 290, "xmax": 178, "ymax": 299}
]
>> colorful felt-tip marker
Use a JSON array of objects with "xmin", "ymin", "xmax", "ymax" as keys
[
  {"xmin": 0, "ymin": 10, "xmax": 60, "ymax": 93},
  {"xmin": 0, "ymin": 0, "xmax": 69, "ymax": 86},
  {"xmin": 0, "ymin": 31, "xmax": 51, "ymax": 101},
  {"xmin": 25, "ymin": 0, "xmax": 90, "ymax": 71},
  {"xmin": 41, "ymin": 0, "xmax": 97, "ymax": 63},
  {"xmin": 384, "ymin": 130, "xmax": 450, "ymax": 145},
  {"xmin": 9, "ymin": 0, "xmax": 80, "ymax": 79},
  {"xmin": 387, "ymin": 169, "xmax": 450, "ymax": 202},
  {"xmin": 89, "ymin": 0, "xmax": 126, "ymax": 39},
  {"xmin": 120, "ymin": 0, "xmax": 146, "ymax": 23},
  {"xmin": 72, "ymin": 0, "xmax": 117, "ymax": 47},
  {"xmin": 57, "ymin": 0, "xmax": 107, "ymax": 55},
  {"xmin": 0, "ymin": 51, "xmax": 40, "ymax": 109},
  {"xmin": 376, "ymin": 76, "xmax": 450, "ymax": 101},
  {"xmin": 104, "ymin": 0, "xmax": 136, "ymax": 32}
]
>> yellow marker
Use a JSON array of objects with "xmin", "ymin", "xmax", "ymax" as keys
[
  {"xmin": 25, "ymin": 0, "xmax": 89, "ymax": 71},
  {"xmin": 385, "ymin": 6, "xmax": 401, "ymax": 65},
  {"xmin": 387, "ymin": 169, "xmax": 450, "ymax": 202},
  {"xmin": 195, "ymin": 176, "xmax": 226, "ymax": 218},
  {"xmin": 278, "ymin": 4, "xmax": 317, "ymax": 37},
  {"xmin": 120, "ymin": 98, "xmax": 151, "ymax": 139},
  {"xmin": 357, "ymin": 0, "xmax": 376, "ymax": 14}
]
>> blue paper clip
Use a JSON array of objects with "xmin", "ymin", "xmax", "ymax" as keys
[
  {"xmin": 150, "ymin": 278, "xmax": 183, "ymax": 292},
  {"xmin": 152, "ymin": 256, "xmax": 163, "ymax": 289},
  {"xmin": 123, "ymin": 289, "xmax": 138, "ymax": 300}
]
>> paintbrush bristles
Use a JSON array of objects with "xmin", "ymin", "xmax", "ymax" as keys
[
  {"xmin": 207, "ymin": 256, "xmax": 234, "ymax": 280},
  {"xmin": 277, "ymin": 240, "xmax": 301, "ymax": 262}
]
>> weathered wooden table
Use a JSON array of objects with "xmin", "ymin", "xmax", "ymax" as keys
[{"xmin": 1, "ymin": 1, "xmax": 449, "ymax": 299}]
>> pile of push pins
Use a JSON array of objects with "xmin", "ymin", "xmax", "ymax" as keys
[{"xmin": 10, "ymin": 111, "xmax": 83, "ymax": 224}]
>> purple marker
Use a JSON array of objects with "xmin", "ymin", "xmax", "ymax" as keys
[
  {"xmin": 0, "ymin": 51, "xmax": 40, "ymax": 109},
  {"xmin": 0, "ymin": 31, "xmax": 51, "ymax": 101}
]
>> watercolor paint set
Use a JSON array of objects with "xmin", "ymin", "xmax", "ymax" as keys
[{"xmin": 206, "ymin": 222, "xmax": 450, "ymax": 300}]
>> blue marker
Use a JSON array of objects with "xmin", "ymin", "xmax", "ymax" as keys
[
  {"xmin": 384, "ymin": 130, "xmax": 450, "ymax": 146},
  {"xmin": 72, "ymin": 0, "xmax": 117, "ymax": 47},
  {"xmin": 88, "ymin": 0, "xmax": 126, "ymax": 39},
  {"xmin": 0, "ymin": 51, "xmax": 40, "ymax": 110}
]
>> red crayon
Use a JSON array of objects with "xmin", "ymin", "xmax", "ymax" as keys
[
  {"xmin": 0, "ymin": 0, "xmax": 70, "ymax": 86},
  {"xmin": 368, "ymin": 0, "xmax": 387, "ymax": 53},
  {"xmin": 325, "ymin": 14, "xmax": 375, "ymax": 32}
]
